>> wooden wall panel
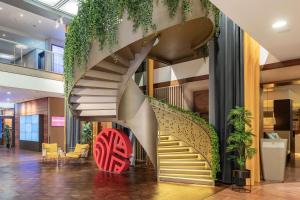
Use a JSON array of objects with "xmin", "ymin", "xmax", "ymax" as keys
[
  {"xmin": 14, "ymin": 98, "xmax": 48, "ymax": 148},
  {"xmin": 193, "ymin": 90, "xmax": 209, "ymax": 120},
  {"xmin": 48, "ymin": 97, "xmax": 65, "ymax": 149},
  {"xmin": 244, "ymin": 32, "xmax": 261, "ymax": 184}
]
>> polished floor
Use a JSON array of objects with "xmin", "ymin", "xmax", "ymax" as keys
[
  {"xmin": 3, "ymin": 147, "xmax": 300, "ymax": 200},
  {"xmin": 0, "ymin": 147, "xmax": 223, "ymax": 200}
]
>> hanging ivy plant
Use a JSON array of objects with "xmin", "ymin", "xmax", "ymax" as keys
[
  {"xmin": 64, "ymin": 0, "xmax": 220, "ymax": 96},
  {"xmin": 163, "ymin": 0, "xmax": 180, "ymax": 17},
  {"xmin": 200, "ymin": 0, "xmax": 220, "ymax": 36}
]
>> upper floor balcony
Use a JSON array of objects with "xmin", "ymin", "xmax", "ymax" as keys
[{"xmin": 0, "ymin": 38, "xmax": 64, "ymax": 74}]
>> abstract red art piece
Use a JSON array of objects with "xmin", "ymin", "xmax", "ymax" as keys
[{"xmin": 93, "ymin": 128, "xmax": 132, "ymax": 174}]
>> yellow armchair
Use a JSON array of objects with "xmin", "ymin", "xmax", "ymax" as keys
[
  {"xmin": 66, "ymin": 144, "xmax": 90, "ymax": 159},
  {"xmin": 42, "ymin": 143, "xmax": 58, "ymax": 161}
]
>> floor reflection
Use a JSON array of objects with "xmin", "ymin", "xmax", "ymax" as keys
[{"xmin": 0, "ymin": 147, "xmax": 223, "ymax": 200}]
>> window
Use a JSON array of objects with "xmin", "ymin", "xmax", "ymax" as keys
[{"xmin": 51, "ymin": 45, "xmax": 64, "ymax": 74}]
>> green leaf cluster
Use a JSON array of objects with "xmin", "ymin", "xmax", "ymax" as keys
[
  {"xmin": 200, "ymin": 0, "xmax": 220, "ymax": 36},
  {"xmin": 147, "ymin": 96, "xmax": 220, "ymax": 179},
  {"xmin": 81, "ymin": 122, "xmax": 93, "ymax": 145},
  {"xmin": 64, "ymin": 0, "xmax": 220, "ymax": 96},
  {"xmin": 226, "ymin": 107, "xmax": 256, "ymax": 171}
]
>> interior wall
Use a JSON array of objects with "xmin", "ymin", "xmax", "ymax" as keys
[
  {"xmin": 14, "ymin": 97, "xmax": 48, "ymax": 148},
  {"xmin": 137, "ymin": 58, "xmax": 209, "ymax": 86},
  {"xmin": 48, "ymin": 97, "xmax": 64, "ymax": 149}
]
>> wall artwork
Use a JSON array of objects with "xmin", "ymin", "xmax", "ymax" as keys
[{"xmin": 93, "ymin": 128, "xmax": 132, "ymax": 174}]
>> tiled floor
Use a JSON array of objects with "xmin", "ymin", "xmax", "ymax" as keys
[{"xmin": 0, "ymin": 146, "xmax": 223, "ymax": 200}]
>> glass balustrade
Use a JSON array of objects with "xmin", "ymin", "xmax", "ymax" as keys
[{"xmin": 0, "ymin": 38, "xmax": 64, "ymax": 74}]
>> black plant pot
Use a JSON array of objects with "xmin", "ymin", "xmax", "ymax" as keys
[
  {"xmin": 232, "ymin": 169, "xmax": 251, "ymax": 187},
  {"xmin": 6, "ymin": 143, "xmax": 10, "ymax": 149}
]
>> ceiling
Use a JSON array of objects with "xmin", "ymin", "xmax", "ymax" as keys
[
  {"xmin": 210, "ymin": 0, "xmax": 300, "ymax": 61},
  {"xmin": 0, "ymin": 1, "xmax": 65, "ymax": 41},
  {"xmin": 112, "ymin": 17, "xmax": 214, "ymax": 66},
  {"xmin": 0, "ymin": 86, "xmax": 63, "ymax": 104}
]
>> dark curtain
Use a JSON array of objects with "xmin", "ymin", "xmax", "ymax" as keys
[
  {"xmin": 209, "ymin": 13, "xmax": 244, "ymax": 184},
  {"xmin": 65, "ymin": 104, "xmax": 80, "ymax": 151}
]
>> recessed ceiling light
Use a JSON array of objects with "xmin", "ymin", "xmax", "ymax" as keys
[
  {"xmin": 6, "ymin": 91, "xmax": 11, "ymax": 95},
  {"xmin": 6, "ymin": 98, "xmax": 10, "ymax": 102},
  {"xmin": 38, "ymin": 20, "xmax": 42, "ymax": 24},
  {"xmin": 0, "ymin": 7, "xmax": 3, "ymax": 10},
  {"xmin": 272, "ymin": 20, "xmax": 287, "ymax": 29},
  {"xmin": 20, "ymin": 13, "xmax": 24, "ymax": 17},
  {"xmin": 15, "ymin": 44, "xmax": 28, "ymax": 49},
  {"xmin": 2, "ymin": 34, "xmax": 6, "ymax": 37}
]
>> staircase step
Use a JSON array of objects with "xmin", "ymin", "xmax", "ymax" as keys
[
  {"xmin": 158, "ymin": 146, "xmax": 190, "ymax": 153},
  {"xmin": 160, "ymin": 158, "xmax": 206, "ymax": 162},
  {"xmin": 74, "ymin": 103, "xmax": 116, "ymax": 110},
  {"xmin": 160, "ymin": 168, "xmax": 211, "ymax": 175},
  {"xmin": 159, "ymin": 135, "xmax": 170, "ymax": 141},
  {"xmin": 159, "ymin": 153, "xmax": 199, "ymax": 159},
  {"xmin": 70, "ymin": 96, "xmax": 117, "ymax": 103},
  {"xmin": 160, "ymin": 160, "xmax": 206, "ymax": 167},
  {"xmin": 77, "ymin": 79, "xmax": 119, "ymax": 89},
  {"xmin": 159, "ymin": 165, "xmax": 208, "ymax": 170},
  {"xmin": 85, "ymin": 70, "xmax": 122, "ymax": 81},
  {"xmin": 158, "ymin": 141, "xmax": 181, "ymax": 146},
  {"xmin": 95, "ymin": 60, "xmax": 128, "ymax": 74},
  {"xmin": 79, "ymin": 109, "xmax": 116, "ymax": 117},
  {"xmin": 159, "ymin": 176, "xmax": 214, "ymax": 186},
  {"xmin": 159, "ymin": 173, "xmax": 212, "ymax": 179},
  {"xmin": 72, "ymin": 88, "xmax": 118, "ymax": 96}
]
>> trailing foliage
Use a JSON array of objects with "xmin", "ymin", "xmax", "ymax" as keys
[
  {"xmin": 64, "ymin": 0, "xmax": 220, "ymax": 96},
  {"xmin": 163, "ymin": 0, "xmax": 180, "ymax": 17},
  {"xmin": 147, "ymin": 96, "xmax": 220, "ymax": 180},
  {"xmin": 200, "ymin": 0, "xmax": 220, "ymax": 36},
  {"xmin": 226, "ymin": 107, "xmax": 256, "ymax": 171}
]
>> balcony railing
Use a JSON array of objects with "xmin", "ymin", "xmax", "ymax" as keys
[{"xmin": 0, "ymin": 38, "xmax": 64, "ymax": 74}]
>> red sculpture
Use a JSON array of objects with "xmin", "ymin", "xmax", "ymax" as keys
[{"xmin": 93, "ymin": 128, "xmax": 132, "ymax": 174}]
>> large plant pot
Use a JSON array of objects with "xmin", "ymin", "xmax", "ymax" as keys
[
  {"xmin": 232, "ymin": 169, "xmax": 250, "ymax": 187},
  {"xmin": 6, "ymin": 143, "xmax": 10, "ymax": 149}
]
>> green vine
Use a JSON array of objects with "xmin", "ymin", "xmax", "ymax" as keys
[
  {"xmin": 200, "ymin": 0, "xmax": 220, "ymax": 36},
  {"xmin": 163, "ymin": 0, "xmax": 191, "ymax": 20},
  {"xmin": 147, "ymin": 96, "xmax": 220, "ymax": 180},
  {"xmin": 64, "ymin": 0, "xmax": 220, "ymax": 96},
  {"xmin": 163, "ymin": 0, "xmax": 180, "ymax": 17}
]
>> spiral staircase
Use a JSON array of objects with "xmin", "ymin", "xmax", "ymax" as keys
[{"xmin": 68, "ymin": 1, "xmax": 216, "ymax": 185}]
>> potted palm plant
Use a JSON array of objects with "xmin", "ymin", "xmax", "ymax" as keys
[{"xmin": 226, "ymin": 107, "xmax": 256, "ymax": 187}]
